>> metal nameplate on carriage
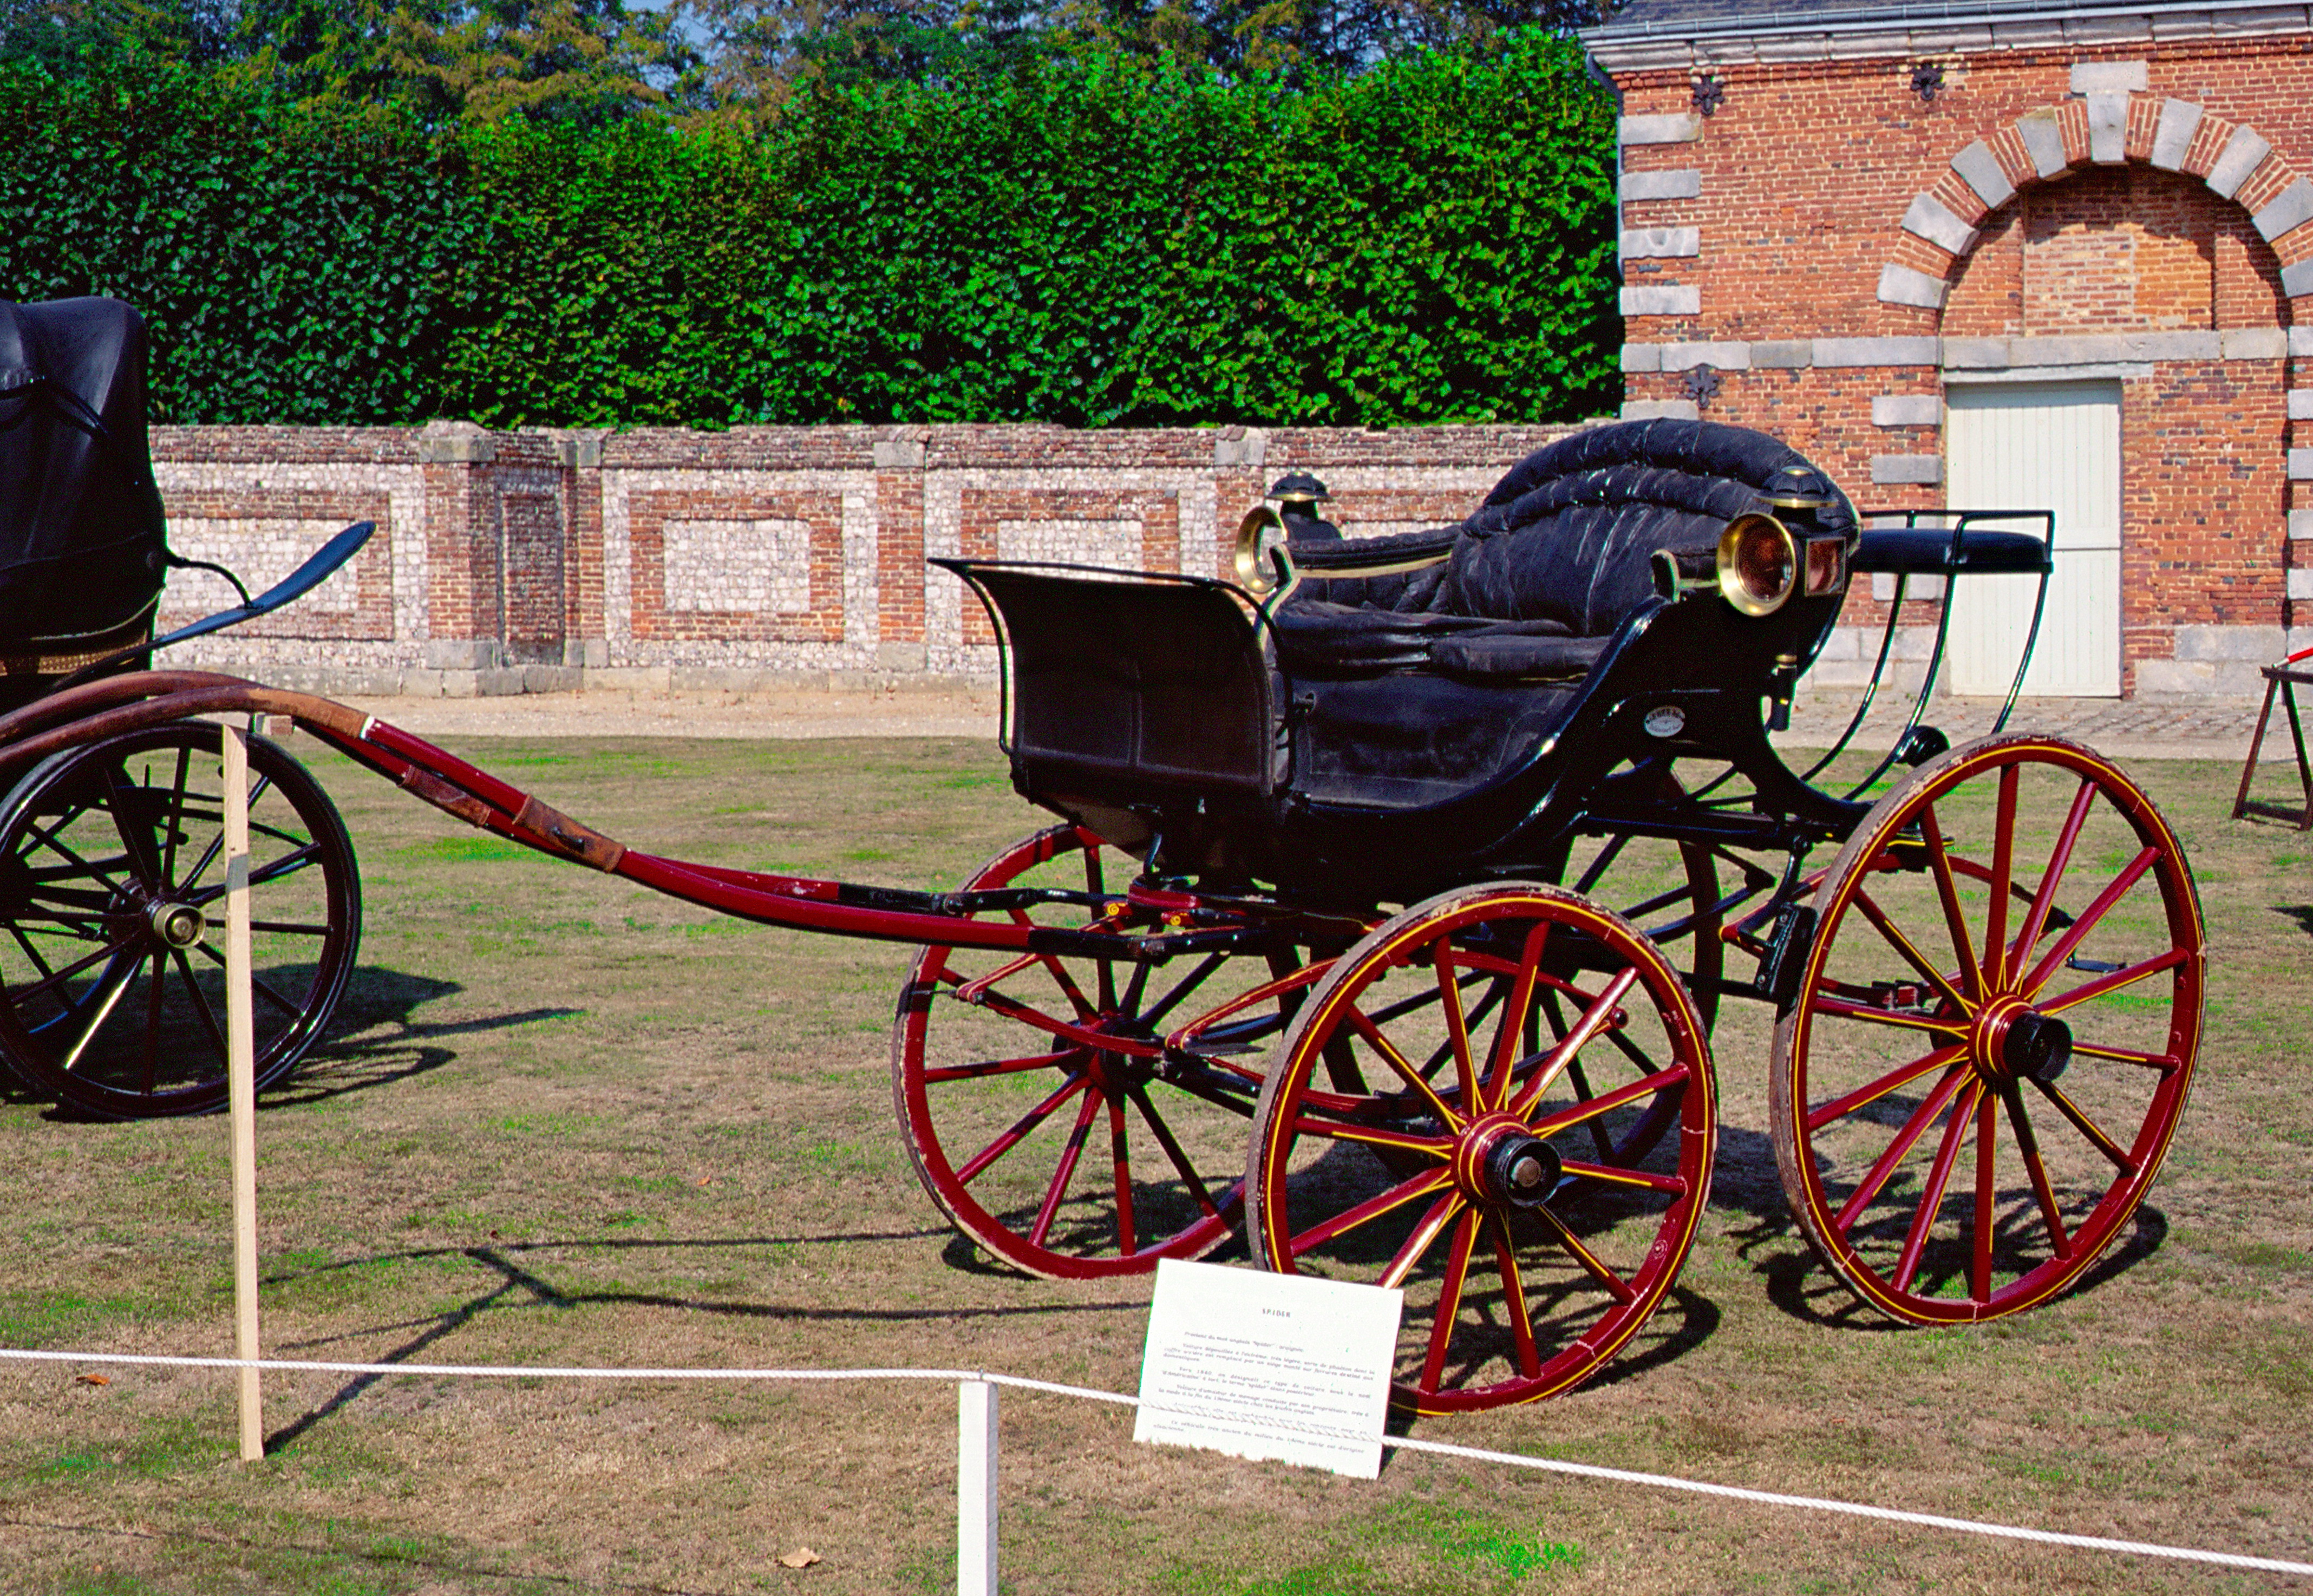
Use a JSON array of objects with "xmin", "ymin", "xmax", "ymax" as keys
[{"xmin": 1133, "ymin": 1259, "xmax": 1401, "ymax": 1479}]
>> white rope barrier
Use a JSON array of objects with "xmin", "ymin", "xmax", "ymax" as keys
[{"xmin": 4, "ymin": 1345, "xmax": 2308, "ymax": 1580}]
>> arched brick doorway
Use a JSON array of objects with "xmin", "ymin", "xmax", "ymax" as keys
[{"xmin": 1876, "ymin": 96, "xmax": 2304, "ymax": 695}]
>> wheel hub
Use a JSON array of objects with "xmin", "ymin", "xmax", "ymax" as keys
[
  {"xmin": 1970, "ymin": 995, "xmax": 2071, "ymax": 1085},
  {"xmin": 147, "ymin": 900, "xmax": 206, "ymax": 950},
  {"xmin": 1080, "ymin": 1016, "xmax": 1159, "ymax": 1095},
  {"xmin": 1453, "ymin": 1114, "xmax": 1563, "ymax": 1210}
]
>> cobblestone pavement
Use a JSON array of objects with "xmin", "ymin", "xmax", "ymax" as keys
[{"xmin": 330, "ymin": 682, "xmax": 2286, "ymax": 767}]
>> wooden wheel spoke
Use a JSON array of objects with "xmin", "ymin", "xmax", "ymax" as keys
[
  {"xmin": 1831, "ymin": 1064, "xmax": 1970, "ymax": 1235},
  {"xmin": 1806, "ymin": 1043, "xmax": 1968, "ymax": 1132},
  {"xmin": 2036, "ymin": 947, "xmax": 2189, "ymax": 1018},
  {"xmin": 241, "ymin": 840, "xmax": 324, "ymax": 893},
  {"xmin": 1489, "ymin": 1214, "xmax": 1543, "ymax": 1379},
  {"xmin": 159, "ymin": 744, "xmax": 190, "ymax": 882},
  {"xmin": 1481, "ymin": 921, "xmax": 1553, "ymax": 1112},
  {"xmin": 187, "ymin": 941, "xmax": 303, "ymax": 1017},
  {"xmin": 8, "ymin": 921, "xmax": 62, "ymax": 986},
  {"xmin": 1850, "ymin": 888, "xmax": 1975, "ymax": 1017},
  {"xmin": 1129, "ymin": 1087, "xmax": 1227, "ymax": 1221},
  {"xmin": 1285, "ymin": 1111, "xmax": 1452, "ymax": 1159},
  {"xmin": 1026, "ymin": 1088, "xmax": 1104, "ymax": 1247},
  {"xmin": 1536, "ymin": 1206, "xmax": 1636, "ymax": 1303},
  {"xmin": 57, "ymin": 957, "xmax": 141, "ymax": 1072},
  {"xmin": 1918, "ymin": 803, "xmax": 1983, "ymax": 1003},
  {"xmin": 1141, "ymin": 952, "xmax": 1229, "ymax": 1030},
  {"xmin": 1970, "ymin": 1088, "xmax": 1997, "ymax": 1303},
  {"xmin": 1107, "ymin": 1097, "xmax": 1136, "ymax": 1257},
  {"xmin": 99, "ymin": 764, "xmax": 164, "ymax": 888},
  {"xmin": 2007, "ymin": 777, "xmax": 2096, "ymax": 985},
  {"xmin": 1006, "ymin": 908, "xmax": 1097, "ymax": 1019},
  {"xmin": 141, "ymin": 949, "xmax": 164, "ymax": 1095},
  {"xmin": 1981, "ymin": 764, "xmax": 2018, "ymax": 990},
  {"xmin": 21, "ymin": 814, "xmax": 135, "ymax": 901},
  {"xmin": 1345, "ymin": 1006, "xmax": 1462, "ymax": 1129},
  {"xmin": 953, "ymin": 1072, "xmax": 1090, "ymax": 1186},
  {"xmin": 1557, "ymin": 1158, "xmax": 1686, "ymax": 1195},
  {"xmin": 1436, "ymin": 952, "xmax": 1481, "ymax": 1111},
  {"xmin": 1507, "ymin": 966, "xmax": 1638, "ymax": 1121},
  {"xmin": 2069, "ymin": 1042, "xmax": 2183, "ymax": 1071},
  {"xmin": 2002, "ymin": 1086, "xmax": 2073, "ymax": 1261},
  {"xmin": 10, "ymin": 928, "xmax": 142, "ymax": 1008},
  {"xmin": 1289, "ymin": 1168, "xmax": 1454, "ymax": 1258},
  {"xmin": 1892, "ymin": 1080, "xmax": 1984, "ymax": 1294},
  {"xmin": 1418, "ymin": 1208, "xmax": 1481, "ymax": 1395},
  {"xmin": 2019, "ymin": 846, "xmax": 2160, "ymax": 999},
  {"xmin": 168, "ymin": 947, "xmax": 230, "ymax": 1064},
  {"xmin": 1377, "ymin": 1189, "xmax": 1464, "ymax": 1290},
  {"xmin": 2028, "ymin": 1074, "xmax": 2134, "ymax": 1172},
  {"xmin": 961, "ymin": 985, "xmax": 1156, "ymax": 1057},
  {"xmin": 922, "ymin": 1048, "xmax": 1077, "ymax": 1084},
  {"xmin": 1806, "ymin": 995, "xmax": 1965, "ymax": 1036},
  {"xmin": 1527, "ymin": 1063, "xmax": 1687, "ymax": 1139}
]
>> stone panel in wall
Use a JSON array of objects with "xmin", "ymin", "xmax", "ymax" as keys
[{"xmin": 628, "ymin": 490, "xmax": 847, "ymax": 645}]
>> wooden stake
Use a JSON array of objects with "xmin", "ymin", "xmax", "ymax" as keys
[
  {"xmin": 224, "ymin": 723, "xmax": 262, "ymax": 1463},
  {"xmin": 958, "ymin": 1380, "xmax": 997, "ymax": 1596}
]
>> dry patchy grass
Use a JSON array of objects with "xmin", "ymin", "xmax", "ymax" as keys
[{"xmin": 0, "ymin": 737, "xmax": 2307, "ymax": 1595}]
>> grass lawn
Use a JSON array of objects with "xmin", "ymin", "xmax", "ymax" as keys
[{"xmin": 0, "ymin": 733, "xmax": 2307, "ymax": 1594}]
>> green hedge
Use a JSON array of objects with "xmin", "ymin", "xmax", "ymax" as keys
[
  {"xmin": 0, "ymin": 62, "xmax": 486, "ymax": 423},
  {"xmin": 1, "ymin": 37, "xmax": 1618, "ymax": 427}
]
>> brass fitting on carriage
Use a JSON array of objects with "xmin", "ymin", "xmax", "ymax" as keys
[{"xmin": 1650, "ymin": 514, "xmax": 1850, "ymax": 622}]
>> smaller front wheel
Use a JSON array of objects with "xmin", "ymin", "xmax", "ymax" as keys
[{"xmin": 1245, "ymin": 883, "xmax": 1716, "ymax": 1413}]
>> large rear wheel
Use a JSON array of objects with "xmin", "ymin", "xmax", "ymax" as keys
[
  {"xmin": 1769, "ymin": 736, "xmax": 2204, "ymax": 1323},
  {"xmin": 893, "ymin": 826, "xmax": 1318, "ymax": 1279}
]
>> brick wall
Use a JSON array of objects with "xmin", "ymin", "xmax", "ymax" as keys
[
  {"xmin": 151, "ymin": 421, "xmax": 1585, "ymax": 695},
  {"xmin": 1592, "ymin": 9, "xmax": 2313, "ymax": 695}
]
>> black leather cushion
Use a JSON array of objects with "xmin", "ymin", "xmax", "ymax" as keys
[
  {"xmin": 1432, "ymin": 631, "xmax": 1606, "ymax": 680},
  {"xmin": 1273, "ymin": 603, "xmax": 1570, "ymax": 672}
]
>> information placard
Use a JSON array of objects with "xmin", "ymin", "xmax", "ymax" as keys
[{"xmin": 1133, "ymin": 1259, "xmax": 1402, "ymax": 1479}]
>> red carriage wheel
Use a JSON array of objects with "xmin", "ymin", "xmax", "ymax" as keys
[
  {"xmin": 892, "ymin": 825, "xmax": 1302, "ymax": 1279},
  {"xmin": 1769, "ymin": 735, "xmax": 2204, "ymax": 1324},
  {"xmin": 1244, "ymin": 883, "xmax": 1716, "ymax": 1412},
  {"xmin": 0, "ymin": 722, "xmax": 362, "ymax": 1117}
]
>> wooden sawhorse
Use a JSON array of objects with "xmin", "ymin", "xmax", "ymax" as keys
[{"xmin": 2233, "ymin": 658, "xmax": 2313, "ymax": 828}]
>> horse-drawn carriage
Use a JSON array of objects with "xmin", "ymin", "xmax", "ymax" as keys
[{"xmin": 0, "ymin": 297, "xmax": 2203, "ymax": 1414}]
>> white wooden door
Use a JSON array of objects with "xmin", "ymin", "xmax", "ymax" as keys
[{"xmin": 1944, "ymin": 381, "xmax": 2123, "ymax": 697}]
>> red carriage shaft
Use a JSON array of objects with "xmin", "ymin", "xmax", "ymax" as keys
[{"xmin": 0, "ymin": 671, "xmax": 1218, "ymax": 963}]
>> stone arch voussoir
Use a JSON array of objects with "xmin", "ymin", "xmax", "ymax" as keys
[{"xmin": 1874, "ymin": 94, "xmax": 2313, "ymax": 315}]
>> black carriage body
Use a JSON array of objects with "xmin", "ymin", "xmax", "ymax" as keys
[
  {"xmin": 949, "ymin": 419, "xmax": 1872, "ymax": 910},
  {"xmin": 0, "ymin": 299, "xmax": 168, "ymax": 667}
]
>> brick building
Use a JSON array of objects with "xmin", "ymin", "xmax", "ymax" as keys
[{"xmin": 1585, "ymin": 0, "xmax": 2313, "ymax": 697}]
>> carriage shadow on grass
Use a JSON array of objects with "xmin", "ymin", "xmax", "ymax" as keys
[{"xmin": 1709, "ymin": 1119, "xmax": 2170, "ymax": 1331}]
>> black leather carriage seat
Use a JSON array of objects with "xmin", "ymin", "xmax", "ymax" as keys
[{"xmin": 1276, "ymin": 418, "xmax": 1845, "ymax": 809}]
